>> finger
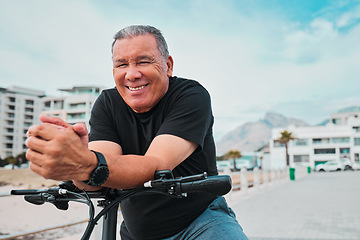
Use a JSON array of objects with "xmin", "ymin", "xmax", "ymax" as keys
[
  {"xmin": 26, "ymin": 137, "xmax": 47, "ymax": 155},
  {"xmin": 73, "ymin": 123, "xmax": 89, "ymax": 146},
  {"xmin": 28, "ymin": 161, "xmax": 52, "ymax": 180},
  {"xmin": 27, "ymin": 123, "xmax": 69, "ymax": 141},
  {"xmin": 73, "ymin": 123, "xmax": 88, "ymax": 137},
  {"xmin": 26, "ymin": 148, "xmax": 44, "ymax": 167},
  {"xmin": 29, "ymin": 162, "xmax": 42, "ymax": 175},
  {"xmin": 40, "ymin": 115, "xmax": 71, "ymax": 129},
  {"xmin": 26, "ymin": 124, "xmax": 39, "ymax": 137}
]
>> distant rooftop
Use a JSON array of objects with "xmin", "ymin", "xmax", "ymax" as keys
[
  {"xmin": 58, "ymin": 86, "xmax": 102, "ymax": 95},
  {"xmin": 2, "ymin": 86, "xmax": 46, "ymax": 97},
  {"xmin": 338, "ymin": 106, "xmax": 360, "ymax": 113}
]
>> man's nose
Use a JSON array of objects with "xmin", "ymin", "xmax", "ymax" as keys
[{"xmin": 125, "ymin": 65, "xmax": 142, "ymax": 81}]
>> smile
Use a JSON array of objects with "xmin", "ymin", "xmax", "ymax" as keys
[{"xmin": 127, "ymin": 84, "xmax": 149, "ymax": 91}]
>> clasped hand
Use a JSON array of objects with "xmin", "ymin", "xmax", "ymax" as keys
[{"xmin": 26, "ymin": 115, "xmax": 95, "ymax": 181}]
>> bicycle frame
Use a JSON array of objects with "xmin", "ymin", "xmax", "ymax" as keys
[{"xmin": 11, "ymin": 170, "xmax": 232, "ymax": 240}]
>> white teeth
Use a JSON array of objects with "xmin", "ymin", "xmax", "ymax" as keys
[{"xmin": 128, "ymin": 85, "xmax": 146, "ymax": 91}]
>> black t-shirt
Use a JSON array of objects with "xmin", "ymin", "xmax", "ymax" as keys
[{"xmin": 89, "ymin": 76, "xmax": 218, "ymax": 239}]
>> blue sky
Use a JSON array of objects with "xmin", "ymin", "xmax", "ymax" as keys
[{"xmin": 1, "ymin": 0, "xmax": 360, "ymax": 141}]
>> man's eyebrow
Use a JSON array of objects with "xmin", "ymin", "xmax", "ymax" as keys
[
  {"xmin": 114, "ymin": 58, "xmax": 127, "ymax": 63},
  {"xmin": 136, "ymin": 55, "xmax": 155, "ymax": 61}
]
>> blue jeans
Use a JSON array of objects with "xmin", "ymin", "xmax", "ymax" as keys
[
  {"xmin": 165, "ymin": 196, "xmax": 248, "ymax": 240},
  {"xmin": 121, "ymin": 197, "xmax": 248, "ymax": 240}
]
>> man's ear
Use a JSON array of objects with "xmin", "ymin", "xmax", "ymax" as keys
[{"xmin": 166, "ymin": 55, "xmax": 174, "ymax": 77}]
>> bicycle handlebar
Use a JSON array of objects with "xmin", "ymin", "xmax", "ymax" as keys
[
  {"xmin": 175, "ymin": 175, "xmax": 232, "ymax": 196},
  {"xmin": 10, "ymin": 171, "xmax": 232, "ymax": 240},
  {"xmin": 11, "ymin": 171, "xmax": 231, "ymax": 198}
]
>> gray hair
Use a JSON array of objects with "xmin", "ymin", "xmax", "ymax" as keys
[{"xmin": 112, "ymin": 25, "xmax": 169, "ymax": 60}]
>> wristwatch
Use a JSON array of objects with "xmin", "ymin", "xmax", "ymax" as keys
[{"xmin": 83, "ymin": 150, "xmax": 109, "ymax": 186}]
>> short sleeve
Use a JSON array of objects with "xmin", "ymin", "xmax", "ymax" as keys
[
  {"xmin": 156, "ymin": 85, "xmax": 213, "ymax": 149},
  {"xmin": 89, "ymin": 91, "xmax": 121, "ymax": 145}
]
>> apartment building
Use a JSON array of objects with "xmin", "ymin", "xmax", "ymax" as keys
[
  {"xmin": 41, "ymin": 86, "xmax": 102, "ymax": 130},
  {"xmin": 0, "ymin": 86, "xmax": 45, "ymax": 158},
  {"xmin": 269, "ymin": 107, "xmax": 360, "ymax": 169}
]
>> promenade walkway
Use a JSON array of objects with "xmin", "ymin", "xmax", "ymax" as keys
[{"xmin": 227, "ymin": 170, "xmax": 360, "ymax": 240}]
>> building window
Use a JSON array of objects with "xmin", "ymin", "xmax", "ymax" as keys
[
  {"xmin": 354, "ymin": 138, "xmax": 360, "ymax": 146},
  {"xmin": 355, "ymin": 153, "xmax": 359, "ymax": 162},
  {"xmin": 332, "ymin": 118, "xmax": 341, "ymax": 124},
  {"xmin": 340, "ymin": 148, "xmax": 350, "ymax": 154},
  {"xmin": 67, "ymin": 113, "xmax": 86, "ymax": 120},
  {"xmin": 314, "ymin": 148, "xmax": 336, "ymax": 154},
  {"xmin": 313, "ymin": 138, "xmax": 330, "ymax": 144},
  {"xmin": 54, "ymin": 100, "xmax": 64, "ymax": 110},
  {"xmin": 25, "ymin": 99, "xmax": 34, "ymax": 105},
  {"xmin": 331, "ymin": 137, "xmax": 350, "ymax": 143},
  {"xmin": 293, "ymin": 155, "xmax": 310, "ymax": 163},
  {"xmin": 293, "ymin": 138, "xmax": 308, "ymax": 146},
  {"xmin": 25, "ymin": 107, "xmax": 34, "ymax": 113},
  {"xmin": 24, "ymin": 115, "xmax": 34, "ymax": 120},
  {"xmin": 69, "ymin": 103, "xmax": 86, "ymax": 109},
  {"xmin": 353, "ymin": 126, "xmax": 360, "ymax": 132},
  {"xmin": 273, "ymin": 140, "xmax": 285, "ymax": 148}
]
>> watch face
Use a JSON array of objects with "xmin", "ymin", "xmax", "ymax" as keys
[{"xmin": 90, "ymin": 166, "xmax": 109, "ymax": 186}]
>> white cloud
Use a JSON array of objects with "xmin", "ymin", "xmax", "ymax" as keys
[
  {"xmin": 0, "ymin": 1, "xmax": 115, "ymax": 94},
  {"xmin": 0, "ymin": 0, "xmax": 359, "ymax": 140},
  {"xmin": 336, "ymin": 4, "xmax": 360, "ymax": 27}
]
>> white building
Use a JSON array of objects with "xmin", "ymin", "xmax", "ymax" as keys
[
  {"xmin": 42, "ymin": 86, "xmax": 102, "ymax": 130},
  {"xmin": 0, "ymin": 86, "xmax": 45, "ymax": 158},
  {"xmin": 269, "ymin": 107, "xmax": 360, "ymax": 169}
]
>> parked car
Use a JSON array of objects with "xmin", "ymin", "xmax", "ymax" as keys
[
  {"xmin": 315, "ymin": 161, "xmax": 343, "ymax": 172},
  {"xmin": 216, "ymin": 159, "xmax": 254, "ymax": 172},
  {"xmin": 340, "ymin": 158, "xmax": 353, "ymax": 170},
  {"xmin": 352, "ymin": 162, "xmax": 360, "ymax": 171},
  {"xmin": 235, "ymin": 159, "xmax": 253, "ymax": 171},
  {"xmin": 216, "ymin": 161, "xmax": 231, "ymax": 172}
]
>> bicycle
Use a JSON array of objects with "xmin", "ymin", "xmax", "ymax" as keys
[{"xmin": 11, "ymin": 170, "xmax": 232, "ymax": 240}]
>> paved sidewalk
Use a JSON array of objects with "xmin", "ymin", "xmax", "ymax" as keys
[{"xmin": 227, "ymin": 171, "xmax": 360, "ymax": 240}]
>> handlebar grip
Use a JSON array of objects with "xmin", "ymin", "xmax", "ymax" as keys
[
  {"xmin": 11, "ymin": 187, "xmax": 60, "ymax": 195},
  {"xmin": 24, "ymin": 194, "xmax": 47, "ymax": 205},
  {"xmin": 178, "ymin": 175, "xmax": 232, "ymax": 196},
  {"xmin": 24, "ymin": 193, "xmax": 69, "ymax": 210},
  {"xmin": 11, "ymin": 189, "xmax": 45, "ymax": 195}
]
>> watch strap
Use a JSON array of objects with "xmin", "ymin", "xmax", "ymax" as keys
[
  {"xmin": 91, "ymin": 150, "xmax": 107, "ymax": 166},
  {"xmin": 83, "ymin": 150, "xmax": 109, "ymax": 186}
]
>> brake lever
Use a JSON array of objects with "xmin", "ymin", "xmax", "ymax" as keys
[{"xmin": 24, "ymin": 192, "xmax": 70, "ymax": 210}]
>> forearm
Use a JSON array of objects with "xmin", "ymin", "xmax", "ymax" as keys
[
  {"xmin": 101, "ymin": 154, "xmax": 162, "ymax": 189},
  {"xmin": 80, "ymin": 135, "xmax": 196, "ymax": 190}
]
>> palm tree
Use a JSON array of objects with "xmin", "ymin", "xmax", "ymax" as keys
[
  {"xmin": 278, "ymin": 130, "xmax": 296, "ymax": 166},
  {"xmin": 225, "ymin": 150, "xmax": 243, "ymax": 171},
  {"xmin": 4, "ymin": 156, "xmax": 16, "ymax": 169}
]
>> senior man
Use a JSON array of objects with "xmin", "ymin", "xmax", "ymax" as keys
[{"xmin": 26, "ymin": 25, "xmax": 248, "ymax": 240}]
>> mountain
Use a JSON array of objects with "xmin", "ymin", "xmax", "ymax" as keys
[{"xmin": 216, "ymin": 112, "xmax": 309, "ymax": 155}]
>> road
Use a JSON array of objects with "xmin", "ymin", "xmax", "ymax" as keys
[{"xmin": 228, "ymin": 171, "xmax": 360, "ymax": 240}]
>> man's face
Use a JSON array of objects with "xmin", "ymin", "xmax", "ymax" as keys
[{"xmin": 112, "ymin": 34, "xmax": 173, "ymax": 113}]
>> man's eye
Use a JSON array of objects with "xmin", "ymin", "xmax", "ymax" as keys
[
  {"xmin": 116, "ymin": 64, "xmax": 128, "ymax": 68},
  {"xmin": 138, "ymin": 61, "xmax": 151, "ymax": 65}
]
